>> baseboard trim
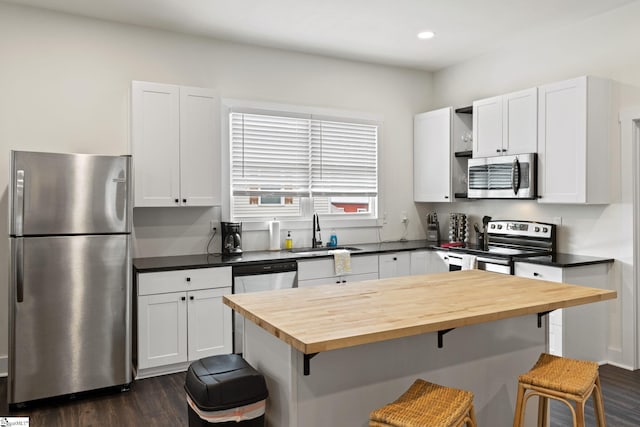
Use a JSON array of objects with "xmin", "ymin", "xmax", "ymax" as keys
[
  {"xmin": 0, "ymin": 355, "xmax": 7, "ymax": 377},
  {"xmin": 605, "ymin": 360, "xmax": 635, "ymax": 371}
]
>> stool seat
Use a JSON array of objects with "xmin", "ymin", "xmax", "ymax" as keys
[
  {"xmin": 518, "ymin": 353, "xmax": 599, "ymax": 396},
  {"xmin": 369, "ymin": 379, "xmax": 476, "ymax": 427},
  {"xmin": 513, "ymin": 353, "xmax": 606, "ymax": 427}
]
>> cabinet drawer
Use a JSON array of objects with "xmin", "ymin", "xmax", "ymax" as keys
[
  {"xmin": 514, "ymin": 263, "xmax": 562, "ymax": 282},
  {"xmin": 298, "ymin": 255, "xmax": 378, "ymax": 281},
  {"xmin": 138, "ymin": 267, "xmax": 232, "ymax": 295}
]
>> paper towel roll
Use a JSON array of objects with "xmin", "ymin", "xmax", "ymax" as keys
[{"xmin": 269, "ymin": 220, "xmax": 280, "ymax": 250}]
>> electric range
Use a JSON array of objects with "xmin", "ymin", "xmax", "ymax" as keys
[{"xmin": 446, "ymin": 220, "xmax": 556, "ymax": 274}]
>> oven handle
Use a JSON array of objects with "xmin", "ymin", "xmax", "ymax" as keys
[{"xmin": 447, "ymin": 254, "xmax": 511, "ymax": 266}]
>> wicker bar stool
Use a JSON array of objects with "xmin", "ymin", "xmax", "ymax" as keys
[
  {"xmin": 369, "ymin": 379, "xmax": 477, "ymax": 427},
  {"xmin": 513, "ymin": 353, "xmax": 606, "ymax": 427}
]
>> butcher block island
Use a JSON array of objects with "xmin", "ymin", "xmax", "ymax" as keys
[{"xmin": 224, "ymin": 270, "xmax": 616, "ymax": 427}]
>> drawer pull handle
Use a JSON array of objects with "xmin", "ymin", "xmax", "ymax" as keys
[
  {"xmin": 393, "ymin": 257, "xmax": 397, "ymax": 261},
  {"xmin": 533, "ymin": 272, "xmax": 540, "ymax": 277},
  {"xmin": 190, "ymin": 296, "xmax": 194, "ymax": 300},
  {"xmin": 181, "ymin": 296, "xmax": 186, "ymax": 301},
  {"xmin": 186, "ymin": 277, "xmax": 191, "ymax": 282}
]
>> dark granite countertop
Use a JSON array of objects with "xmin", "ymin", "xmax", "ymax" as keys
[
  {"xmin": 133, "ymin": 239, "xmax": 438, "ymax": 273},
  {"xmin": 512, "ymin": 253, "xmax": 614, "ymax": 268}
]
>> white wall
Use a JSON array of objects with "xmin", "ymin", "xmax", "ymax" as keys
[
  {"xmin": 0, "ymin": 3, "xmax": 433, "ymax": 368},
  {"xmin": 427, "ymin": 0, "xmax": 640, "ymax": 368}
]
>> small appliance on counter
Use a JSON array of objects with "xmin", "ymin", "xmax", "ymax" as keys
[
  {"xmin": 426, "ymin": 212, "xmax": 440, "ymax": 242},
  {"xmin": 222, "ymin": 222, "xmax": 243, "ymax": 255}
]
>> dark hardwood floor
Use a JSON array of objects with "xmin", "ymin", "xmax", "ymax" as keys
[{"xmin": 1, "ymin": 364, "xmax": 640, "ymax": 426}]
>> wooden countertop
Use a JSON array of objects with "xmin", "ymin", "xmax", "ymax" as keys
[{"xmin": 223, "ymin": 270, "xmax": 616, "ymax": 354}]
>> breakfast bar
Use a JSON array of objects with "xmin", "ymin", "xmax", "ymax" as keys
[{"xmin": 224, "ymin": 270, "xmax": 616, "ymax": 426}]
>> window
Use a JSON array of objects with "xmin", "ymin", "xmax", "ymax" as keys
[{"xmin": 229, "ymin": 107, "xmax": 379, "ymax": 222}]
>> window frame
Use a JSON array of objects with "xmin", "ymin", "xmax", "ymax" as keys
[{"xmin": 221, "ymin": 98, "xmax": 383, "ymax": 232}]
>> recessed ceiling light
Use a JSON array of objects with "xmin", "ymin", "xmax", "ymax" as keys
[{"xmin": 417, "ymin": 31, "xmax": 435, "ymax": 40}]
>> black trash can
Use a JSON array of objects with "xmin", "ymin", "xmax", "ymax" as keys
[{"xmin": 185, "ymin": 354, "xmax": 269, "ymax": 426}]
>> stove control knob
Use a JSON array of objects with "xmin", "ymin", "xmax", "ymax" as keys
[
  {"xmin": 497, "ymin": 224, "xmax": 502, "ymax": 229},
  {"xmin": 535, "ymin": 226, "xmax": 540, "ymax": 232},
  {"xmin": 490, "ymin": 224, "xmax": 496, "ymax": 229},
  {"xmin": 543, "ymin": 227, "xmax": 548, "ymax": 233}
]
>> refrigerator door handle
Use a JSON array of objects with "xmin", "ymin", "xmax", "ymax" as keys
[
  {"xmin": 15, "ymin": 169, "xmax": 25, "ymax": 236},
  {"xmin": 16, "ymin": 238, "xmax": 24, "ymax": 303}
]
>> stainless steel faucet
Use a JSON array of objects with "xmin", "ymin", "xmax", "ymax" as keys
[{"xmin": 312, "ymin": 213, "xmax": 322, "ymax": 248}]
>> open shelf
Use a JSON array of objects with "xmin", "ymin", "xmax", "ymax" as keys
[
  {"xmin": 454, "ymin": 150, "xmax": 473, "ymax": 158},
  {"xmin": 455, "ymin": 106, "xmax": 473, "ymax": 114}
]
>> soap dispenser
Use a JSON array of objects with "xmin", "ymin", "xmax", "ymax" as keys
[{"xmin": 285, "ymin": 231, "xmax": 293, "ymax": 249}]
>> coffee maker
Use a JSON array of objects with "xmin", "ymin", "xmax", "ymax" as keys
[{"xmin": 221, "ymin": 222, "xmax": 242, "ymax": 255}]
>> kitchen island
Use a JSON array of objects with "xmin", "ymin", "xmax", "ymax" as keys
[{"xmin": 224, "ymin": 270, "xmax": 616, "ymax": 426}]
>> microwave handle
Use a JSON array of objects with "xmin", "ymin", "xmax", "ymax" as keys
[{"xmin": 512, "ymin": 158, "xmax": 521, "ymax": 194}]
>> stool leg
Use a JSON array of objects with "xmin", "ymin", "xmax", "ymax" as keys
[
  {"xmin": 593, "ymin": 376, "xmax": 607, "ymax": 427},
  {"xmin": 537, "ymin": 396, "xmax": 548, "ymax": 427},
  {"xmin": 468, "ymin": 404, "xmax": 478, "ymax": 427},
  {"xmin": 513, "ymin": 382, "xmax": 526, "ymax": 427},
  {"xmin": 576, "ymin": 399, "xmax": 586, "ymax": 427}
]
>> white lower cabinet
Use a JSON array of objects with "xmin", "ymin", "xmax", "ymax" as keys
[
  {"xmin": 379, "ymin": 252, "xmax": 411, "ymax": 279},
  {"xmin": 135, "ymin": 267, "xmax": 232, "ymax": 378},
  {"xmin": 429, "ymin": 251, "xmax": 450, "ymax": 273},
  {"xmin": 298, "ymin": 255, "xmax": 379, "ymax": 287},
  {"xmin": 410, "ymin": 250, "xmax": 449, "ymax": 275},
  {"xmin": 514, "ymin": 262, "xmax": 611, "ymax": 362}
]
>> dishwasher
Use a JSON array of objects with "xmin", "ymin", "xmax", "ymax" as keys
[{"xmin": 232, "ymin": 260, "xmax": 298, "ymax": 354}]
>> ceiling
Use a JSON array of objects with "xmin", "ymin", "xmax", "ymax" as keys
[{"xmin": 3, "ymin": 0, "xmax": 637, "ymax": 71}]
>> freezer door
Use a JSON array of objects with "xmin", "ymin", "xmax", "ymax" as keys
[
  {"xmin": 8, "ymin": 235, "xmax": 131, "ymax": 404},
  {"xmin": 10, "ymin": 151, "xmax": 131, "ymax": 236}
]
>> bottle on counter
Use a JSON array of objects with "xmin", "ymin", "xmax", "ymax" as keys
[
  {"xmin": 329, "ymin": 230, "xmax": 338, "ymax": 247},
  {"xmin": 285, "ymin": 231, "xmax": 293, "ymax": 249}
]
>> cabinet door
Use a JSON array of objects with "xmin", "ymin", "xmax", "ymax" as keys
[
  {"xmin": 413, "ymin": 108, "xmax": 451, "ymax": 202},
  {"xmin": 179, "ymin": 87, "xmax": 220, "ymax": 206},
  {"xmin": 138, "ymin": 292, "xmax": 188, "ymax": 369},
  {"xmin": 187, "ymin": 288, "xmax": 232, "ymax": 361},
  {"xmin": 428, "ymin": 251, "xmax": 450, "ymax": 273},
  {"xmin": 132, "ymin": 81, "xmax": 180, "ymax": 207},
  {"xmin": 473, "ymin": 96, "xmax": 503, "ymax": 157},
  {"xmin": 537, "ymin": 77, "xmax": 587, "ymax": 203},
  {"xmin": 503, "ymin": 87, "xmax": 537, "ymax": 155},
  {"xmin": 410, "ymin": 251, "xmax": 429, "ymax": 275},
  {"xmin": 379, "ymin": 252, "xmax": 411, "ymax": 279}
]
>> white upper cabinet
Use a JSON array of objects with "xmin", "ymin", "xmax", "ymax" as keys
[
  {"xmin": 503, "ymin": 88, "xmax": 538, "ymax": 155},
  {"xmin": 414, "ymin": 108, "xmax": 452, "ymax": 202},
  {"xmin": 537, "ymin": 76, "xmax": 611, "ymax": 204},
  {"xmin": 473, "ymin": 88, "xmax": 537, "ymax": 157},
  {"xmin": 473, "ymin": 96, "xmax": 503, "ymax": 157},
  {"xmin": 132, "ymin": 81, "xmax": 220, "ymax": 207}
]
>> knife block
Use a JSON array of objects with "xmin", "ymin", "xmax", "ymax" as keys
[{"xmin": 426, "ymin": 224, "xmax": 440, "ymax": 242}]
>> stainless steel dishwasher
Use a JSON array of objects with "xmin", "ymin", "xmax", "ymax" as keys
[{"xmin": 232, "ymin": 261, "xmax": 298, "ymax": 354}]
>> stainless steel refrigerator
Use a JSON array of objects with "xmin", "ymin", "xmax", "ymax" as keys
[{"xmin": 8, "ymin": 150, "xmax": 132, "ymax": 406}]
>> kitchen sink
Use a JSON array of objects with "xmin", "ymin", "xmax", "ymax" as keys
[{"xmin": 288, "ymin": 246, "xmax": 362, "ymax": 256}]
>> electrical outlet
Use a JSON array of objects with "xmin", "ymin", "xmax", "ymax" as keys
[
  {"xmin": 383, "ymin": 211, "xmax": 388, "ymax": 224},
  {"xmin": 401, "ymin": 211, "xmax": 408, "ymax": 224},
  {"xmin": 210, "ymin": 220, "xmax": 220, "ymax": 233}
]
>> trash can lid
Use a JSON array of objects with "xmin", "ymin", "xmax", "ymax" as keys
[{"xmin": 184, "ymin": 354, "xmax": 269, "ymax": 412}]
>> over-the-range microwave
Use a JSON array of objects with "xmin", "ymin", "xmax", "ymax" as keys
[{"xmin": 467, "ymin": 153, "xmax": 537, "ymax": 199}]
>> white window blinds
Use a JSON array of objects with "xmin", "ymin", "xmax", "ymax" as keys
[
  {"xmin": 230, "ymin": 111, "xmax": 378, "ymax": 198},
  {"xmin": 230, "ymin": 112, "xmax": 311, "ymax": 196},
  {"xmin": 310, "ymin": 120, "xmax": 378, "ymax": 196}
]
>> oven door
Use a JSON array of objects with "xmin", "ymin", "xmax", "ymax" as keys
[{"xmin": 447, "ymin": 253, "xmax": 512, "ymax": 275}]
